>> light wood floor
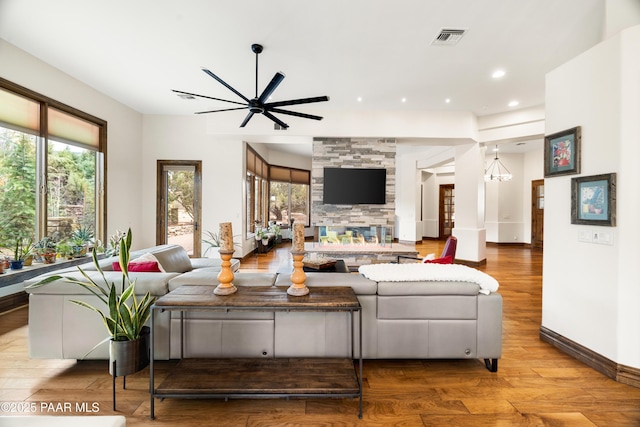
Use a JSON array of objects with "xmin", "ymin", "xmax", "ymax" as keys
[{"xmin": 2, "ymin": 241, "xmax": 640, "ymax": 426}]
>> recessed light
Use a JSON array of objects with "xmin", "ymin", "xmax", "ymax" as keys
[
  {"xmin": 508, "ymin": 100, "xmax": 519, "ymax": 107},
  {"xmin": 401, "ymin": 97, "xmax": 407, "ymax": 103},
  {"xmin": 357, "ymin": 96, "xmax": 363, "ymax": 102},
  {"xmin": 492, "ymin": 69, "xmax": 506, "ymax": 79},
  {"xmin": 445, "ymin": 98, "xmax": 451, "ymax": 104}
]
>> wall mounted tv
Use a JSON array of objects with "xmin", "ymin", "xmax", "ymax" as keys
[{"xmin": 323, "ymin": 167, "xmax": 386, "ymax": 205}]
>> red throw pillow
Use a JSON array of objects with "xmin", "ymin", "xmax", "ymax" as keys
[
  {"xmin": 112, "ymin": 261, "xmax": 161, "ymax": 272},
  {"xmin": 423, "ymin": 255, "xmax": 453, "ymax": 264}
]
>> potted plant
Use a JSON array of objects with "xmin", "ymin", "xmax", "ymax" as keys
[
  {"xmin": 105, "ymin": 229, "xmax": 127, "ymax": 257},
  {"xmin": 202, "ymin": 230, "xmax": 222, "ymax": 256},
  {"xmin": 269, "ymin": 224, "xmax": 282, "ymax": 244},
  {"xmin": 27, "ymin": 228, "xmax": 155, "ymax": 376},
  {"xmin": 10, "ymin": 238, "xmax": 33, "ymax": 270},
  {"xmin": 71, "ymin": 225, "xmax": 94, "ymax": 257},
  {"xmin": 57, "ymin": 240, "xmax": 74, "ymax": 260},
  {"xmin": 35, "ymin": 237, "xmax": 58, "ymax": 264},
  {"xmin": 203, "ymin": 230, "xmax": 240, "ymax": 257}
]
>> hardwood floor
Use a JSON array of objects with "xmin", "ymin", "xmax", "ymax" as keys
[{"xmin": 2, "ymin": 241, "xmax": 640, "ymax": 426}]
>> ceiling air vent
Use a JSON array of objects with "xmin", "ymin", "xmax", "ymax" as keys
[{"xmin": 432, "ymin": 28, "xmax": 466, "ymax": 46}]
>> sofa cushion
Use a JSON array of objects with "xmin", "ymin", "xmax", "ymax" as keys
[
  {"xmin": 378, "ymin": 295, "xmax": 478, "ymax": 319},
  {"xmin": 190, "ymin": 257, "xmax": 240, "ymax": 272},
  {"xmin": 168, "ymin": 270, "xmax": 276, "ymax": 291},
  {"xmin": 274, "ymin": 272, "xmax": 377, "ymax": 295},
  {"xmin": 149, "ymin": 245, "xmax": 193, "ymax": 273},
  {"xmin": 25, "ymin": 271, "xmax": 179, "ymax": 296},
  {"xmin": 377, "ymin": 281, "xmax": 480, "ymax": 296}
]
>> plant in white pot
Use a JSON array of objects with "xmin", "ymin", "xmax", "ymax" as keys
[
  {"xmin": 27, "ymin": 228, "xmax": 155, "ymax": 377},
  {"xmin": 203, "ymin": 229, "xmax": 242, "ymax": 257}
]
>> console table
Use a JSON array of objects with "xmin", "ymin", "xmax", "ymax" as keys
[{"xmin": 149, "ymin": 285, "xmax": 363, "ymax": 419}]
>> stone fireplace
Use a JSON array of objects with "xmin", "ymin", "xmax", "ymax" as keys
[{"xmin": 311, "ymin": 137, "xmax": 396, "ymax": 233}]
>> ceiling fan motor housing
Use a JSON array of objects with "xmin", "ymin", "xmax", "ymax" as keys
[{"xmin": 249, "ymin": 98, "xmax": 264, "ymax": 113}]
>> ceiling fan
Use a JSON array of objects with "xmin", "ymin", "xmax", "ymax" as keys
[{"xmin": 173, "ymin": 44, "xmax": 330, "ymax": 129}]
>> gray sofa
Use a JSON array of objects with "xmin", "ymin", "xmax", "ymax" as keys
[
  {"xmin": 24, "ymin": 245, "xmax": 240, "ymax": 360},
  {"xmin": 24, "ymin": 245, "xmax": 502, "ymax": 371}
]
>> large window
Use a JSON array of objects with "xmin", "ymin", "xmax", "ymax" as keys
[
  {"xmin": 245, "ymin": 146, "xmax": 310, "ymax": 238},
  {"xmin": 269, "ymin": 166, "xmax": 310, "ymax": 227},
  {"xmin": 245, "ymin": 147, "xmax": 269, "ymax": 235},
  {"xmin": 0, "ymin": 80, "xmax": 106, "ymax": 254}
]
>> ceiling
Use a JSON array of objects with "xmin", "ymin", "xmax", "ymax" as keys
[{"xmin": 0, "ymin": 0, "xmax": 605, "ymax": 154}]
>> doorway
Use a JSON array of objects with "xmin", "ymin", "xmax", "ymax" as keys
[
  {"xmin": 531, "ymin": 179, "xmax": 544, "ymax": 249},
  {"xmin": 439, "ymin": 184, "xmax": 455, "ymax": 239},
  {"xmin": 156, "ymin": 160, "xmax": 202, "ymax": 256}
]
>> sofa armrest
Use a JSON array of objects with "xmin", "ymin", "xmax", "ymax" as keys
[{"xmin": 477, "ymin": 292, "xmax": 503, "ymax": 358}]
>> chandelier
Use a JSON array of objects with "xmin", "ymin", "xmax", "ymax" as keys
[{"xmin": 484, "ymin": 145, "xmax": 512, "ymax": 182}]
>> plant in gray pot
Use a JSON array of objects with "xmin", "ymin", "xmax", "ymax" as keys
[{"xmin": 28, "ymin": 228, "xmax": 155, "ymax": 377}]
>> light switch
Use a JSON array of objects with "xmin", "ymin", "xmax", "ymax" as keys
[{"xmin": 578, "ymin": 229, "xmax": 592, "ymax": 242}]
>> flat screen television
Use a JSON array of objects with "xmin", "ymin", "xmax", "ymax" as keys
[{"xmin": 323, "ymin": 167, "xmax": 386, "ymax": 205}]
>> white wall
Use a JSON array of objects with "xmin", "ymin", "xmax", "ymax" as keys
[
  {"xmin": 141, "ymin": 115, "xmax": 246, "ymax": 251},
  {"xmin": 485, "ymin": 152, "xmax": 525, "ymax": 243},
  {"xmin": 0, "ymin": 40, "xmax": 145, "ymax": 248},
  {"xmin": 543, "ymin": 25, "xmax": 640, "ymax": 369},
  {"xmin": 522, "ymin": 146, "xmax": 544, "ymax": 244}
]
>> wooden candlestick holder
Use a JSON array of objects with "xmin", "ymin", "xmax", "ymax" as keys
[
  {"xmin": 214, "ymin": 250, "xmax": 237, "ymax": 295},
  {"xmin": 287, "ymin": 252, "xmax": 309, "ymax": 296}
]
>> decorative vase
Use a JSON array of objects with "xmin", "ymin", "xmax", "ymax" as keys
[
  {"xmin": 43, "ymin": 252, "xmax": 57, "ymax": 264},
  {"xmin": 23, "ymin": 255, "xmax": 34, "ymax": 266},
  {"xmin": 10, "ymin": 260, "xmax": 24, "ymax": 270},
  {"xmin": 109, "ymin": 326, "xmax": 150, "ymax": 377},
  {"xmin": 73, "ymin": 246, "xmax": 87, "ymax": 258}
]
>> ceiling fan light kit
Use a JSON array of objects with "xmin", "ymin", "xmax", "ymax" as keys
[{"xmin": 173, "ymin": 43, "xmax": 330, "ymax": 129}]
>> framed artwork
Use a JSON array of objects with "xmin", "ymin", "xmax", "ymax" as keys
[
  {"xmin": 571, "ymin": 173, "xmax": 616, "ymax": 226},
  {"xmin": 544, "ymin": 126, "xmax": 581, "ymax": 177}
]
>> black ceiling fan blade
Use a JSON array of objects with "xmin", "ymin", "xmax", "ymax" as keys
[
  {"xmin": 172, "ymin": 90, "xmax": 246, "ymax": 106},
  {"xmin": 267, "ymin": 107, "xmax": 323, "ymax": 121},
  {"xmin": 263, "ymin": 111, "xmax": 289, "ymax": 129},
  {"xmin": 265, "ymin": 95, "xmax": 330, "ymax": 108},
  {"xmin": 201, "ymin": 68, "xmax": 250, "ymax": 103},
  {"xmin": 257, "ymin": 72, "xmax": 285, "ymax": 104},
  {"xmin": 194, "ymin": 106, "xmax": 247, "ymax": 115},
  {"xmin": 239, "ymin": 112, "xmax": 255, "ymax": 127}
]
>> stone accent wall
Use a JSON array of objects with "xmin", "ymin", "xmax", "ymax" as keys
[{"xmin": 312, "ymin": 138, "xmax": 396, "ymax": 233}]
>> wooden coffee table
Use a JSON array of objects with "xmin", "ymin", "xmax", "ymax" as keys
[
  {"xmin": 149, "ymin": 285, "xmax": 363, "ymax": 419},
  {"xmin": 302, "ymin": 259, "xmax": 350, "ymax": 273}
]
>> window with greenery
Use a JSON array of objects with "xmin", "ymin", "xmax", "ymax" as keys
[
  {"xmin": 245, "ymin": 146, "xmax": 310, "ymax": 237},
  {"xmin": 0, "ymin": 80, "xmax": 106, "ymax": 257},
  {"xmin": 269, "ymin": 166, "xmax": 310, "ymax": 227},
  {"xmin": 0, "ymin": 128, "xmax": 37, "ymax": 243},
  {"xmin": 245, "ymin": 146, "xmax": 269, "ymax": 236}
]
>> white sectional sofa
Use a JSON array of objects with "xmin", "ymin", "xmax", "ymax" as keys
[{"xmin": 24, "ymin": 245, "xmax": 502, "ymax": 371}]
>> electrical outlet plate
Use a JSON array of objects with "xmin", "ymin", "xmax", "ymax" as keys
[{"xmin": 593, "ymin": 230, "xmax": 613, "ymax": 245}]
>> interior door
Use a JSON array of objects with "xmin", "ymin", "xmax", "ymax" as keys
[
  {"xmin": 531, "ymin": 179, "xmax": 544, "ymax": 249},
  {"xmin": 439, "ymin": 184, "xmax": 455, "ymax": 239},
  {"xmin": 157, "ymin": 160, "xmax": 202, "ymax": 256}
]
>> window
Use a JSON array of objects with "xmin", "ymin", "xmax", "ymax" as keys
[
  {"xmin": 0, "ymin": 79, "xmax": 106, "ymax": 254},
  {"xmin": 269, "ymin": 166, "xmax": 310, "ymax": 227},
  {"xmin": 245, "ymin": 146, "xmax": 269, "ymax": 236},
  {"xmin": 245, "ymin": 146, "xmax": 311, "ymax": 237}
]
